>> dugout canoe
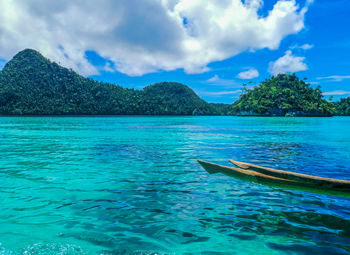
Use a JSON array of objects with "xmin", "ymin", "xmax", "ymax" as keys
[
  {"xmin": 229, "ymin": 159, "xmax": 350, "ymax": 190},
  {"xmin": 198, "ymin": 160, "xmax": 350, "ymax": 198}
]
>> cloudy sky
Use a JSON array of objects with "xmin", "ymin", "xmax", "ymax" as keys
[{"xmin": 0, "ymin": 0, "xmax": 349, "ymax": 103}]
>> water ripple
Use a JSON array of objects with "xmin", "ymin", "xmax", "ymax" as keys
[{"xmin": 0, "ymin": 116, "xmax": 350, "ymax": 254}]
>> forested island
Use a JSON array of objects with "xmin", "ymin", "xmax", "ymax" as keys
[
  {"xmin": 228, "ymin": 74, "xmax": 335, "ymax": 116},
  {"xmin": 0, "ymin": 49, "xmax": 349, "ymax": 116},
  {"xmin": 0, "ymin": 49, "xmax": 217, "ymax": 115}
]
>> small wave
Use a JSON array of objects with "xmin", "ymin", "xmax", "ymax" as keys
[{"xmin": 0, "ymin": 243, "xmax": 87, "ymax": 255}]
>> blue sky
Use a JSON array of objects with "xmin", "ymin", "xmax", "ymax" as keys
[{"xmin": 0, "ymin": 0, "xmax": 349, "ymax": 103}]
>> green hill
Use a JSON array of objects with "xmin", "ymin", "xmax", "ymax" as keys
[
  {"xmin": 228, "ymin": 74, "xmax": 335, "ymax": 116},
  {"xmin": 140, "ymin": 82, "xmax": 215, "ymax": 115},
  {"xmin": 0, "ymin": 49, "xmax": 217, "ymax": 115},
  {"xmin": 0, "ymin": 49, "xmax": 343, "ymax": 117}
]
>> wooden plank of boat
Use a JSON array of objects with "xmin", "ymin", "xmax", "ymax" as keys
[
  {"xmin": 198, "ymin": 160, "xmax": 350, "ymax": 198},
  {"xmin": 198, "ymin": 160, "xmax": 298, "ymax": 184},
  {"xmin": 229, "ymin": 159, "xmax": 350, "ymax": 190}
]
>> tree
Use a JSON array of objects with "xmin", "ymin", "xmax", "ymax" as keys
[
  {"xmin": 227, "ymin": 74, "xmax": 335, "ymax": 116},
  {"xmin": 0, "ymin": 49, "xmax": 227, "ymax": 115}
]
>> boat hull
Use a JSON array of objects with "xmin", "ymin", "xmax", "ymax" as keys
[
  {"xmin": 198, "ymin": 160, "xmax": 350, "ymax": 198},
  {"xmin": 229, "ymin": 159, "xmax": 350, "ymax": 190}
]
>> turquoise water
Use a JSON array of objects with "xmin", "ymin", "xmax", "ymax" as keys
[{"xmin": 0, "ymin": 116, "xmax": 350, "ymax": 254}]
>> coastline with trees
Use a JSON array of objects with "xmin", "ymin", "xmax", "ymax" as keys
[{"xmin": 0, "ymin": 49, "xmax": 349, "ymax": 117}]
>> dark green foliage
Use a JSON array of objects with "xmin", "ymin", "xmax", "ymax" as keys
[
  {"xmin": 228, "ymin": 74, "xmax": 335, "ymax": 116},
  {"xmin": 0, "ymin": 49, "xmax": 218, "ymax": 115},
  {"xmin": 0, "ymin": 49, "xmax": 342, "ymax": 117},
  {"xmin": 139, "ymin": 82, "xmax": 215, "ymax": 115},
  {"xmin": 334, "ymin": 97, "xmax": 350, "ymax": 115},
  {"xmin": 0, "ymin": 49, "xmax": 131, "ymax": 115},
  {"xmin": 208, "ymin": 103, "xmax": 231, "ymax": 115}
]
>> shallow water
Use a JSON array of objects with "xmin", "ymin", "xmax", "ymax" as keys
[{"xmin": 0, "ymin": 116, "xmax": 349, "ymax": 254}]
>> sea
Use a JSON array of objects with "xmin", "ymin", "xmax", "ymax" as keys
[{"xmin": 0, "ymin": 116, "xmax": 349, "ymax": 254}]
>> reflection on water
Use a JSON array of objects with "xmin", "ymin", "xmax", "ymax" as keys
[{"xmin": 0, "ymin": 116, "xmax": 349, "ymax": 254}]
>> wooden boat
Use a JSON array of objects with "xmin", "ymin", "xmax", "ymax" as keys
[
  {"xmin": 198, "ymin": 160, "xmax": 350, "ymax": 198},
  {"xmin": 229, "ymin": 159, "xmax": 350, "ymax": 189}
]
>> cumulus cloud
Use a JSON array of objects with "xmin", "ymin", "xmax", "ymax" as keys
[
  {"xmin": 317, "ymin": 75, "xmax": 350, "ymax": 82},
  {"xmin": 0, "ymin": 0, "xmax": 311, "ymax": 76},
  {"xmin": 237, "ymin": 68, "xmax": 259, "ymax": 79},
  {"xmin": 269, "ymin": 50, "xmax": 307, "ymax": 75}
]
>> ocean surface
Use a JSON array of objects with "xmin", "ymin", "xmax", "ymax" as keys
[{"xmin": 0, "ymin": 116, "xmax": 350, "ymax": 255}]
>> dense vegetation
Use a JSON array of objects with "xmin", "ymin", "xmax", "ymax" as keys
[
  {"xmin": 0, "ymin": 49, "xmax": 348, "ymax": 116},
  {"xmin": 0, "ymin": 49, "xmax": 217, "ymax": 115},
  {"xmin": 139, "ymin": 82, "xmax": 217, "ymax": 115},
  {"xmin": 335, "ymin": 97, "xmax": 350, "ymax": 116},
  {"xmin": 228, "ymin": 74, "xmax": 335, "ymax": 116}
]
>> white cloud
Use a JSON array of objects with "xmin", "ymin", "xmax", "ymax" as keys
[
  {"xmin": 0, "ymin": 0, "xmax": 311, "ymax": 76},
  {"xmin": 103, "ymin": 62, "xmax": 115, "ymax": 73},
  {"xmin": 317, "ymin": 75, "xmax": 350, "ymax": 82},
  {"xmin": 300, "ymin": 44, "xmax": 314, "ymax": 50},
  {"xmin": 307, "ymin": 81, "xmax": 320, "ymax": 85},
  {"xmin": 323, "ymin": 90, "xmax": 350, "ymax": 96},
  {"xmin": 207, "ymin": 75, "xmax": 220, "ymax": 83},
  {"xmin": 237, "ymin": 68, "xmax": 259, "ymax": 79},
  {"xmin": 269, "ymin": 50, "xmax": 307, "ymax": 75},
  {"xmin": 200, "ymin": 90, "xmax": 242, "ymax": 96},
  {"xmin": 206, "ymin": 74, "xmax": 239, "ymax": 87},
  {"xmin": 290, "ymin": 43, "xmax": 314, "ymax": 50}
]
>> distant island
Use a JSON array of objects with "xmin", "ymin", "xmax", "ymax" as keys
[
  {"xmin": 228, "ymin": 74, "xmax": 335, "ymax": 116},
  {"xmin": 0, "ymin": 49, "xmax": 349, "ymax": 116}
]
